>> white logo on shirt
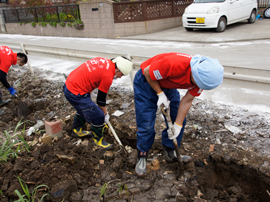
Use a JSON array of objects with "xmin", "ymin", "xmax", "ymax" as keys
[
  {"xmin": 197, "ymin": 88, "xmax": 203, "ymax": 94},
  {"xmin": 0, "ymin": 46, "xmax": 12, "ymax": 55},
  {"xmin": 85, "ymin": 58, "xmax": 110, "ymax": 73},
  {"xmin": 176, "ymin": 53, "xmax": 192, "ymax": 58},
  {"xmin": 85, "ymin": 62, "xmax": 92, "ymax": 72},
  {"xmin": 153, "ymin": 70, "xmax": 163, "ymax": 80}
]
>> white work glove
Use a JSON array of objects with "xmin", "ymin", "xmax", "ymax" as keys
[
  {"xmin": 157, "ymin": 91, "xmax": 170, "ymax": 109},
  {"xmin": 169, "ymin": 122, "xmax": 182, "ymax": 140},
  {"xmin": 104, "ymin": 113, "xmax": 110, "ymax": 124},
  {"xmin": 91, "ymin": 91, "xmax": 97, "ymax": 98}
]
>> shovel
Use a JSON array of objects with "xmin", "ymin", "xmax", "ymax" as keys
[
  {"xmin": 160, "ymin": 104, "xmax": 184, "ymax": 177},
  {"xmin": 15, "ymin": 94, "xmax": 29, "ymax": 117},
  {"xmin": 107, "ymin": 121, "xmax": 127, "ymax": 154}
]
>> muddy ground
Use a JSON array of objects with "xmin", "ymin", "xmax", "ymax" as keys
[{"xmin": 0, "ymin": 66, "xmax": 270, "ymax": 202}]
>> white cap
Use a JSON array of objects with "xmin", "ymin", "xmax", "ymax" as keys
[{"xmin": 112, "ymin": 56, "xmax": 133, "ymax": 76}]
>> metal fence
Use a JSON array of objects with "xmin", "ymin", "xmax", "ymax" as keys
[
  {"xmin": 3, "ymin": 5, "xmax": 80, "ymax": 23},
  {"xmin": 258, "ymin": 0, "xmax": 270, "ymax": 7},
  {"xmin": 113, "ymin": 0, "xmax": 192, "ymax": 23}
]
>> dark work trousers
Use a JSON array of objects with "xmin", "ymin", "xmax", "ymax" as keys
[
  {"xmin": 63, "ymin": 84, "xmax": 104, "ymax": 126},
  {"xmin": 134, "ymin": 69, "xmax": 186, "ymax": 152}
]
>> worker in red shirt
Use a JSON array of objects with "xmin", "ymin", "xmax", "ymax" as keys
[
  {"xmin": 63, "ymin": 56, "xmax": 133, "ymax": 149},
  {"xmin": 134, "ymin": 52, "xmax": 224, "ymax": 176},
  {"xmin": 0, "ymin": 46, "xmax": 28, "ymax": 115}
]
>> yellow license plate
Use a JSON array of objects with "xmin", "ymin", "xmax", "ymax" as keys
[{"xmin": 196, "ymin": 18, "xmax": 205, "ymax": 23}]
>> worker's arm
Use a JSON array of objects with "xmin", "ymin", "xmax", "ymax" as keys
[
  {"xmin": 144, "ymin": 65, "xmax": 170, "ymax": 109},
  {"xmin": 0, "ymin": 70, "xmax": 11, "ymax": 89},
  {"xmin": 175, "ymin": 91, "xmax": 195, "ymax": 126},
  {"xmin": 99, "ymin": 106, "xmax": 107, "ymax": 114},
  {"xmin": 97, "ymin": 90, "xmax": 107, "ymax": 114}
]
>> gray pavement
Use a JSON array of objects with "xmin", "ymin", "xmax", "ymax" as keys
[{"xmin": 122, "ymin": 19, "xmax": 270, "ymax": 43}]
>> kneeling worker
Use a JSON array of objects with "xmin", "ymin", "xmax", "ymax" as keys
[{"xmin": 64, "ymin": 56, "xmax": 133, "ymax": 149}]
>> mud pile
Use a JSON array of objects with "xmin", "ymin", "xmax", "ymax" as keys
[{"xmin": 0, "ymin": 66, "xmax": 270, "ymax": 202}]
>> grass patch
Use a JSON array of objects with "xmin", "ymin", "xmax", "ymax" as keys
[
  {"xmin": 14, "ymin": 176, "xmax": 50, "ymax": 202},
  {"xmin": 0, "ymin": 120, "xmax": 30, "ymax": 163}
]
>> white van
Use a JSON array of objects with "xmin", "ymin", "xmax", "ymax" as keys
[{"xmin": 182, "ymin": 0, "xmax": 257, "ymax": 32}]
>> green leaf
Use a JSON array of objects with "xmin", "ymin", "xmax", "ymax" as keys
[{"xmin": 14, "ymin": 190, "xmax": 26, "ymax": 201}]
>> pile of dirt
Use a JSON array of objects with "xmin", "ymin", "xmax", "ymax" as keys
[{"xmin": 0, "ymin": 66, "xmax": 270, "ymax": 202}]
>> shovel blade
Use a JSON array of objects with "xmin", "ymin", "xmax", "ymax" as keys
[{"xmin": 16, "ymin": 100, "xmax": 29, "ymax": 117}]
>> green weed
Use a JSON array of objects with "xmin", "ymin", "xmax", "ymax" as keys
[
  {"xmin": 0, "ymin": 120, "xmax": 30, "ymax": 163},
  {"xmin": 14, "ymin": 176, "xmax": 50, "ymax": 202},
  {"xmin": 100, "ymin": 182, "xmax": 108, "ymax": 198},
  {"xmin": 0, "ymin": 190, "xmax": 5, "ymax": 197},
  {"xmin": 117, "ymin": 183, "xmax": 129, "ymax": 198}
]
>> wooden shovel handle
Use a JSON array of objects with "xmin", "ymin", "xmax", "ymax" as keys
[{"xmin": 160, "ymin": 104, "xmax": 183, "ymax": 165}]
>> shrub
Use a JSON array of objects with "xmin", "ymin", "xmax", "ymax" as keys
[
  {"xmin": 41, "ymin": 22, "xmax": 48, "ymax": 27},
  {"xmin": 59, "ymin": 21, "xmax": 66, "ymax": 27},
  {"xmin": 31, "ymin": 22, "xmax": 37, "ymax": 27},
  {"xmin": 67, "ymin": 14, "xmax": 75, "ymax": 21},
  {"xmin": 49, "ymin": 21, "xmax": 57, "ymax": 27},
  {"xmin": 59, "ymin": 13, "xmax": 67, "ymax": 21},
  {"xmin": 45, "ymin": 14, "xmax": 52, "ymax": 21},
  {"xmin": 73, "ymin": 20, "xmax": 84, "ymax": 30},
  {"xmin": 51, "ymin": 14, "xmax": 58, "ymax": 21}
]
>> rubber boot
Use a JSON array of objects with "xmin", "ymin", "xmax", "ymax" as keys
[
  {"xmin": 163, "ymin": 145, "xmax": 192, "ymax": 164},
  {"xmin": 135, "ymin": 150, "xmax": 148, "ymax": 177},
  {"xmin": 71, "ymin": 113, "xmax": 92, "ymax": 138},
  {"xmin": 91, "ymin": 124, "xmax": 112, "ymax": 149},
  {"xmin": 0, "ymin": 98, "xmax": 11, "ymax": 107}
]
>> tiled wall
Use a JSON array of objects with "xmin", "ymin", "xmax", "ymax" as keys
[{"xmin": 5, "ymin": 0, "xmax": 182, "ymax": 38}]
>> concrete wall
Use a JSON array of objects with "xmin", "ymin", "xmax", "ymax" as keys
[
  {"xmin": 0, "ymin": 4, "xmax": 9, "ymax": 33},
  {"xmin": 5, "ymin": 0, "xmax": 182, "ymax": 39}
]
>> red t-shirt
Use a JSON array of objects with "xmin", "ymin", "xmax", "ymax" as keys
[
  {"xmin": 65, "ymin": 57, "xmax": 115, "ymax": 95},
  {"xmin": 141, "ymin": 52, "xmax": 203, "ymax": 97},
  {"xmin": 0, "ymin": 46, "xmax": 17, "ymax": 73}
]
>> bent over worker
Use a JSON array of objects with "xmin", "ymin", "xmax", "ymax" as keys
[
  {"xmin": 134, "ymin": 52, "xmax": 224, "ymax": 176},
  {"xmin": 0, "ymin": 46, "xmax": 28, "ymax": 115},
  {"xmin": 63, "ymin": 56, "xmax": 133, "ymax": 150}
]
